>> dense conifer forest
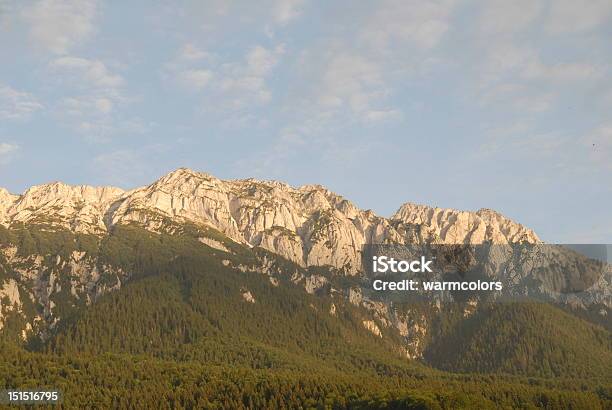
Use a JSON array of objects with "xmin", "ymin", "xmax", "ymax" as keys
[{"xmin": 0, "ymin": 225, "xmax": 610, "ymax": 408}]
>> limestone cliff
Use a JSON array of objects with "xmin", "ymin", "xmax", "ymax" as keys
[
  {"xmin": 392, "ymin": 202, "xmax": 540, "ymax": 244},
  {"xmin": 0, "ymin": 168, "xmax": 540, "ymax": 273},
  {"xmin": 2, "ymin": 183, "xmax": 124, "ymax": 234}
]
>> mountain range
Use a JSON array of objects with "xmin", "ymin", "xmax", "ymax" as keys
[
  {"xmin": 0, "ymin": 168, "xmax": 541, "ymax": 270},
  {"xmin": 0, "ymin": 168, "xmax": 610, "ymax": 408}
]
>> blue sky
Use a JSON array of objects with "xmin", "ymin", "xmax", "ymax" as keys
[{"xmin": 0, "ymin": 0, "xmax": 610, "ymax": 242}]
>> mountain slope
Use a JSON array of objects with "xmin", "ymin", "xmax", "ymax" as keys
[
  {"xmin": 424, "ymin": 302, "xmax": 612, "ymax": 378},
  {"xmin": 0, "ymin": 221, "xmax": 608, "ymax": 381},
  {"xmin": 0, "ymin": 223, "xmax": 608, "ymax": 409},
  {"xmin": 0, "ymin": 168, "xmax": 610, "ymax": 403}
]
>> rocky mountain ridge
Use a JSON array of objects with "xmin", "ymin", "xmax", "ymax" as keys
[
  {"xmin": 1, "ymin": 169, "xmax": 609, "ymax": 361},
  {"xmin": 0, "ymin": 168, "xmax": 540, "ymax": 274}
]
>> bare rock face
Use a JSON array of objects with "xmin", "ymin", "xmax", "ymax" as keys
[
  {"xmin": 241, "ymin": 288, "xmax": 256, "ymax": 303},
  {"xmin": 0, "ymin": 169, "xmax": 540, "ymax": 273},
  {"xmin": 2, "ymin": 183, "xmax": 124, "ymax": 234},
  {"xmin": 0, "ymin": 279, "xmax": 22, "ymax": 331},
  {"xmin": 0, "ymin": 246, "xmax": 125, "ymax": 338},
  {"xmin": 392, "ymin": 202, "xmax": 540, "ymax": 244},
  {"xmin": 362, "ymin": 320, "xmax": 383, "ymax": 337},
  {"xmin": 0, "ymin": 188, "xmax": 18, "ymax": 226},
  {"xmin": 109, "ymin": 169, "xmax": 386, "ymax": 273}
]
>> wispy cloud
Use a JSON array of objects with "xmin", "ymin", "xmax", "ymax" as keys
[
  {"xmin": 60, "ymin": 96, "xmax": 114, "ymax": 116},
  {"xmin": 479, "ymin": 0, "xmax": 543, "ymax": 34},
  {"xmin": 49, "ymin": 56, "xmax": 124, "ymax": 89},
  {"xmin": 167, "ymin": 43, "xmax": 284, "ymax": 112},
  {"xmin": 360, "ymin": 0, "xmax": 456, "ymax": 50},
  {"xmin": 21, "ymin": 0, "xmax": 98, "ymax": 54},
  {"xmin": 545, "ymin": 0, "xmax": 612, "ymax": 33},
  {"xmin": 477, "ymin": 122, "xmax": 612, "ymax": 178},
  {"xmin": 317, "ymin": 53, "xmax": 385, "ymax": 113},
  {"xmin": 215, "ymin": 44, "xmax": 284, "ymax": 106},
  {"xmin": 474, "ymin": 37, "xmax": 607, "ymax": 116},
  {"xmin": 522, "ymin": 61, "xmax": 603, "ymax": 83},
  {"xmin": 273, "ymin": 0, "xmax": 306, "ymax": 25},
  {"xmin": 48, "ymin": 56, "xmax": 130, "ymax": 139},
  {"xmin": 178, "ymin": 69, "xmax": 213, "ymax": 90},
  {"xmin": 0, "ymin": 142, "xmax": 18, "ymax": 165},
  {"xmin": 0, "ymin": 84, "xmax": 43, "ymax": 120},
  {"xmin": 177, "ymin": 43, "xmax": 211, "ymax": 61},
  {"xmin": 364, "ymin": 109, "xmax": 402, "ymax": 123}
]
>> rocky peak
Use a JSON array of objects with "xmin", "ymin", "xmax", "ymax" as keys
[
  {"xmin": 18, "ymin": 182, "xmax": 124, "ymax": 205},
  {"xmin": 392, "ymin": 202, "xmax": 540, "ymax": 244},
  {"xmin": 152, "ymin": 168, "xmax": 220, "ymax": 189},
  {"xmin": 0, "ymin": 169, "xmax": 542, "ymax": 272},
  {"xmin": 0, "ymin": 187, "xmax": 17, "ymax": 200},
  {"xmin": 110, "ymin": 168, "xmax": 239, "ymax": 236},
  {"xmin": 0, "ymin": 188, "xmax": 19, "ymax": 225},
  {"xmin": 2, "ymin": 182, "xmax": 124, "ymax": 233}
]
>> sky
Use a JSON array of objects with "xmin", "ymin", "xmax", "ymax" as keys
[{"xmin": 0, "ymin": 0, "xmax": 610, "ymax": 243}]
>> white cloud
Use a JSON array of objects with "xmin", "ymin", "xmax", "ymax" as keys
[
  {"xmin": 77, "ymin": 120, "xmax": 110, "ymax": 135},
  {"xmin": 0, "ymin": 142, "xmax": 18, "ymax": 164},
  {"xmin": 0, "ymin": 142, "xmax": 18, "ymax": 155},
  {"xmin": 477, "ymin": 126, "xmax": 577, "ymax": 173},
  {"xmin": 478, "ymin": 123, "xmax": 612, "ymax": 177},
  {"xmin": 167, "ymin": 43, "xmax": 283, "ymax": 109},
  {"xmin": 50, "ymin": 56, "xmax": 124, "ymax": 89},
  {"xmin": 47, "ymin": 56, "xmax": 132, "ymax": 139},
  {"xmin": 546, "ymin": 0, "xmax": 612, "ymax": 33},
  {"xmin": 522, "ymin": 61, "xmax": 602, "ymax": 83},
  {"xmin": 361, "ymin": 0, "xmax": 455, "ymax": 50},
  {"xmin": 21, "ymin": 0, "xmax": 98, "ymax": 54},
  {"xmin": 60, "ymin": 96, "xmax": 114, "ymax": 116},
  {"xmin": 94, "ymin": 98, "xmax": 113, "ymax": 114},
  {"xmin": 0, "ymin": 84, "xmax": 43, "ymax": 120},
  {"xmin": 247, "ymin": 45, "xmax": 283, "ymax": 76},
  {"xmin": 178, "ymin": 43, "xmax": 210, "ymax": 61},
  {"xmin": 318, "ymin": 53, "xmax": 383, "ymax": 113},
  {"xmin": 273, "ymin": 0, "xmax": 305, "ymax": 25},
  {"xmin": 364, "ymin": 109, "xmax": 402, "ymax": 122},
  {"xmin": 479, "ymin": 83, "xmax": 555, "ymax": 113},
  {"xmin": 0, "ymin": 0, "xmax": 16, "ymax": 27},
  {"xmin": 219, "ymin": 76, "xmax": 270, "ymax": 103},
  {"xmin": 75, "ymin": 116, "xmax": 152, "ymax": 142},
  {"xmin": 275, "ymin": 1, "xmax": 451, "ymax": 132},
  {"xmin": 480, "ymin": 44, "xmax": 536, "ymax": 84},
  {"xmin": 179, "ymin": 69, "xmax": 213, "ymax": 90},
  {"xmin": 210, "ymin": 44, "xmax": 283, "ymax": 104},
  {"xmin": 472, "ymin": 2, "xmax": 609, "ymax": 119},
  {"xmin": 512, "ymin": 92, "xmax": 554, "ymax": 113},
  {"xmin": 49, "ymin": 56, "xmax": 124, "ymax": 119},
  {"xmin": 477, "ymin": 43, "xmax": 605, "ymax": 113},
  {"xmin": 480, "ymin": 0, "xmax": 543, "ymax": 34}
]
